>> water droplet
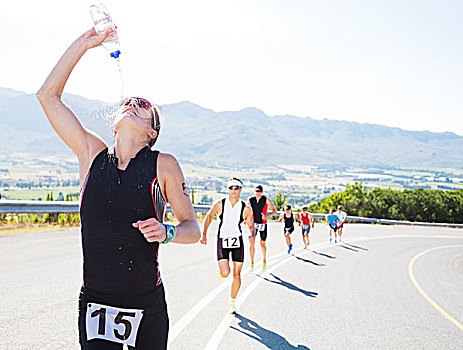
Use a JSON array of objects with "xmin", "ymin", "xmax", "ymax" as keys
[
  {"xmin": 118, "ymin": 246, "xmax": 122, "ymax": 250},
  {"xmin": 128, "ymin": 267, "xmax": 132, "ymax": 271}
]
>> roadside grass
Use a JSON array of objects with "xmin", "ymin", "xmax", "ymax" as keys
[{"xmin": 0, "ymin": 223, "xmax": 79, "ymax": 235}]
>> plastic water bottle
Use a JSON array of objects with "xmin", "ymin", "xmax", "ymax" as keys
[{"xmin": 89, "ymin": 3, "xmax": 121, "ymax": 59}]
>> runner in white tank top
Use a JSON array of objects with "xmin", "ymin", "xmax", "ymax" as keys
[
  {"xmin": 201, "ymin": 177, "xmax": 255, "ymax": 313},
  {"xmin": 337, "ymin": 206, "xmax": 348, "ymax": 242}
]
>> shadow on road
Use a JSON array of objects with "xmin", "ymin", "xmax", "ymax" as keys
[
  {"xmin": 343, "ymin": 242, "xmax": 368, "ymax": 251},
  {"xmin": 293, "ymin": 254, "xmax": 325, "ymax": 266},
  {"xmin": 231, "ymin": 313, "xmax": 311, "ymax": 349},
  {"xmin": 310, "ymin": 250, "xmax": 336, "ymax": 259},
  {"xmin": 258, "ymin": 273, "xmax": 318, "ymax": 298},
  {"xmin": 339, "ymin": 244, "xmax": 359, "ymax": 252}
]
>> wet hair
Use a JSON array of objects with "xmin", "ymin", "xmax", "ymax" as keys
[{"xmin": 148, "ymin": 105, "xmax": 161, "ymax": 148}]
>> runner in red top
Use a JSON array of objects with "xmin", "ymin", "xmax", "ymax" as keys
[{"xmin": 299, "ymin": 207, "xmax": 315, "ymax": 248}]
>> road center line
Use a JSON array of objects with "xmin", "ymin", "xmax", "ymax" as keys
[
  {"xmin": 204, "ymin": 234, "xmax": 463, "ymax": 349},
  {"xmin": 408, "ymin": 244, "xmax": 463, "ymax": 331}
]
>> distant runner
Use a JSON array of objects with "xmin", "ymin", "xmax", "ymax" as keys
[
  {"xmin": 247, "ymin": 185, "xmax": 277, "ymax": 271},
  {"xmin": 278, "ymin": 205, "xmax": 299, "ymax": 254},
  {"xmin": 326, "ymin": 209, "xmax": 340, "ymax": 243},
  {"xmin": 336, "ymin": 205, "xmax": 348, "ymax": 242},
  {"xmin": 299, "ymin": 207, "xmax": 315, "ymax": 248},
  {"xmin": 200, "ymin": 178, "xmax": 254, "ymax": 313}
]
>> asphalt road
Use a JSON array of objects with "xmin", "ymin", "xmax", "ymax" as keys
[{"xmin": 1, "ymin": 223, "xmax": 462, "ymax": 349}]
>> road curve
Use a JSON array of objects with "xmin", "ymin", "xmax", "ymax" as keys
[{"xmin": 1, "ymin": 223, "xmax": 462, "ymax": 349}]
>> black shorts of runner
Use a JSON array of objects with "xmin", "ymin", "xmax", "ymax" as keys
[
  {"xmin": 255, "ymin": 224, "xmax": 268, "ymax": 241},
  {"xmin": 338, "ymin": 223, "xmax": 344, "ymax": 229},
  {"xmin": 217, "ymin": 235, "xmax": 244, "ymax": 262},
  {"xmin": 284, "ymin": 227, "xmax": 294, "ymax": 236},
  {"xmin": 78, "ymin": 285, "xmax": 169, "ymax": 350},
  {"xmin": 302, "ymin": 225, "xmax": 311, "ymax": 235},
  {"xmin": 329, "ymin": 224, "xmax": 338, "ymax": 232}
]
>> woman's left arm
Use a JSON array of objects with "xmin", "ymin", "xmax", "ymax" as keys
[{"xmin": 159, "ymin": 153, "xmax": 201, "ymax": 244}]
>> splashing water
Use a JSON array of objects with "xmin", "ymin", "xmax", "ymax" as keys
[{"xmin": 115, "ymin": 58, "xmax": 126, "ymax": 100}]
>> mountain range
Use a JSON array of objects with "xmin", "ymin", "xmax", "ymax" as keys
[{"xmin": 1, "ymin": 87, "xmax": 462, "ymax": 169}]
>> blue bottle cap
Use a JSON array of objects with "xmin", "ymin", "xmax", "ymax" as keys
[{"xmin": 110, "ymin": 50, "xmax": 121, "ymax": 59}]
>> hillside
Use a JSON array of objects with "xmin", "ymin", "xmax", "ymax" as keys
[{"xmin": 1, "ymin": 87, "xmax": 462, "ymax": 169}]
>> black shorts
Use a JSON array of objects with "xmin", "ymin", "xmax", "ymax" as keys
[
  {"xmin": 254, "ymin": 223, "xmax": 268, "ymax": 241},
  {"xmin": 329, "ymin": 224, "xmax": 338, "ymax": 232},
  {"xmin": 217, "ymin": 236, "xmax": 244, "ymax": 262},
  {"xmin": 78, "ymin": 285, "xmax": 168, "ymax": 350},
  {"xmin": 301, "ymin": 224, "xmax": 311, "ymax": 234},
  {"xmin": 284, "ymin": 226, "xmax": 294, "ymax": 236}
]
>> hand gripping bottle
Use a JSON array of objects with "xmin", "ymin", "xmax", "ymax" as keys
[{"xmin": 89, "ymin": 3, "xmax": 121, "ymax": 59}]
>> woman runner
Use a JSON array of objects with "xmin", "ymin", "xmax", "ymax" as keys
[{"xmin": 37, "ymin": 27, "xmax": 200, "ymax": 349}]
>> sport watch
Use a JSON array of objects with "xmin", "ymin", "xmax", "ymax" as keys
[{"xmin": 161, "ymin": 224, "xmax": 177, "ymax": 244}]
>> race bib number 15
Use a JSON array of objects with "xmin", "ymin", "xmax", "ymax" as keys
[
  {"xmin": 86, "ymin": 302, "xmax": 144, "ymax": 347},
  {"xmin": 222, "ymin": 237, "xmax": 240, "ymax": 249}
]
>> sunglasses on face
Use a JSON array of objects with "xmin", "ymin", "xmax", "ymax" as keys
[
  {"xmin": 120, "ymin": 97, "xmax": 152, "ymax": 109},
  {"xmin": 228, "ymin": 186, "xmax": 242, "ymax": 190}
]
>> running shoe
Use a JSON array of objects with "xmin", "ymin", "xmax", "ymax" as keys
[
  {"xmin": 335, "ymin": 239, "xmax": 337, "ymax": 244},
  {"xmin": 330, "ymin": 237, "xmax": 332, "ymax": 243},
  {"xmin": 217, "ymin": 269, "xmax": 224, "ymax": 280},
  {"xmin": 288, "ymin": 244, "xmax": 293, "ymax": 254},
  {"xmin": 250, "ymin": 263, "xmax": 254, "ymax": 272},
  {"xmin": 228, "ymin": 300, "xmax": 238, "ymax": 314},
  {"xmin": 262, "ymin": 262, "xmax": 267, "ymax": 271}
]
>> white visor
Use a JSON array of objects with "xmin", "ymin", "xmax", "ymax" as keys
[{"xmin": 227, "ymin": 179, "xmax": 242, "ymax": 188}]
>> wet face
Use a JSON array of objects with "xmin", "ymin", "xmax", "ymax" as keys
[{"xmin": 114, "ymin": 98, "xmax": 156, "ymax": 140}]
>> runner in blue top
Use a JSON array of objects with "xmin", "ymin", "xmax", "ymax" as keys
[{"xmin": 326, "ymin": 209, "xmax": 340, "ymax": 244}]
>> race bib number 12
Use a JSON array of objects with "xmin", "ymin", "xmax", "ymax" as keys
[
  {"xmin": 86, "ymin": 302, "xmax": 144, "ymax": 347},
  {"xmin": 222, "ymin": 237, "xmax": 240, "ymax": 249}
]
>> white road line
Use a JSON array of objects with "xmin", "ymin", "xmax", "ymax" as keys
[
  {"xmin": 203, "ymin": 234, "xmax": 463, "ymax": 350},
  {"xmin": 168, "ymin": 245, "xmax": 307, "ymax": 343}
]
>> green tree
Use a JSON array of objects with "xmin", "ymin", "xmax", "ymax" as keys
[{"xmin": 273, "ymin": 191, "xmax": 288, "ymax": 211}]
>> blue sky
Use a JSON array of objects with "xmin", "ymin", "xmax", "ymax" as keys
[{"xmin": 1, "ymin": 0, "xmax": 462, "ymax": 135}]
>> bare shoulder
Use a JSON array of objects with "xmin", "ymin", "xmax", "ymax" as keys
[
  {"xmin": 210, "ymin": 198, "xmax": 223, "ymax": 215},
  {"xmin": 158, "ymin": 152, "xmax": 181, "ymax": 171}
]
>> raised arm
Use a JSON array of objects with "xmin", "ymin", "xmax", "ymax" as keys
[
  {"xmin": 201, "ymin": 199, "xmax": 222, "ymax": 245},
  {"xmin": 36, "ymin": 28, "xmax": 111, "ymax": 184}
]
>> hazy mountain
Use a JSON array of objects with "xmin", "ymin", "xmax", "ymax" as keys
[{"xmin": 1, "ymin": 87, "xmax": 462, "ymax": 169}]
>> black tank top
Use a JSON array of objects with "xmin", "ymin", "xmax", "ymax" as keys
[
  {"xmin": 249, "ymin": 196, "xmax": 268, "ymax": 224},
  {"xmin": 80, "ymin": 146, "xmax": 166, "ymax": 296},
  {"xmin": 284, "ymin": 213, "xmax": 294, "ymax": 228}
]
